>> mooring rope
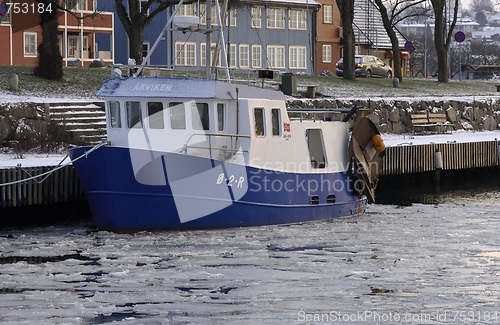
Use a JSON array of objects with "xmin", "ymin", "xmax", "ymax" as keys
[{"xmin": 0, "ymin": 141, "xmax": 106, "ymax": 187}]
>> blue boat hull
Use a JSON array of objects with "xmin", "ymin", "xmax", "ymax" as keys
[{"xmin": 69, "ymin": 146, "xmax": 367, "ymax": 232}]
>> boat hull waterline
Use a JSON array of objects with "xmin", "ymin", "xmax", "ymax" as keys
[{"xmin": 69, "ymin": 146, "xmax": 367, "ymax": 232}]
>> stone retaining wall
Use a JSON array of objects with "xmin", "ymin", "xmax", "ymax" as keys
[{"xmin": 288, "ymin": 98, "xmax": 500, "ymax": 134}]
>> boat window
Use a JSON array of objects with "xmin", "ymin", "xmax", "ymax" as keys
[
  {"xmin": 254, "ymin": 107, "xmax": 265, "ymax": 136},
  {"xmin": 126, "ymin": 101, "xmax": 142, "ymax": 128},
  {"xmin": 271, "ymin": 108, "xmax": 280, "ymax": 136},
  {"xmin": 108, "ymin": 101, "xmax": 121, "ymax": 128},
  {"xmin": 148, "ymin": 102, "xmax": 164, "ymax": 129},
  {"xmin": 217, "ymin": 103, "xmax": 225, "ymax": 132},
  {"xmin": 191, "ymin": 102, "xmax": 210, "ymax": 130},
  {"xmin": 169, "ymin": 102, "xmax": 186, "ymax": 130},
  {"xmin": 306, "ymin": 129, "xmax": 327, "ymax": 168}
]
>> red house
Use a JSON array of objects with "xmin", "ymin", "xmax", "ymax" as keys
[{"xmin": 0, "ymin": 0, "xmax": 114, "ymax": 67}]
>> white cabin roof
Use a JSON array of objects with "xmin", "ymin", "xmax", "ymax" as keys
[{"xmin": 96, "ymin": 77, "xmax": 286, "ymax": 101}]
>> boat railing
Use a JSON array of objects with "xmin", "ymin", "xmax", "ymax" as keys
[
  {"xmin": 287, "ymin": 108, "xmax": 353, "ymax": 122},
  {"xmin": 110, "ymin": 64, "xmax": 281, "ymax": 89},
  {"xmin": 182, "ymin": 133, "xmax": 251, "ymax": 160}
]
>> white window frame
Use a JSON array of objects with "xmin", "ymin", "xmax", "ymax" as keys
[
  {"xmin": 252, "ymin": 44, "xmax": 262, "ymax": 68},
  {"xmin": 289, "ymin": 9, "xmax": 306, "ymax": 30},
  {"xmin": 289, "ymin": 46, "xmax": 306, "ymax": 69},
  {"xmin": 201, "ymin": 42, "xmax": 221, "ymax": 67},
  {"xmin": 267, "ymin": 8, "xmax": 284, "ymax": 29},
  {"xmin": 140, "ymin": 0, "xmax": 150, "ymax": 16},
  {"xmin": 175, "ymin": 42, "xmax": 196, "ymax": 66},
  {"xmin": 228, "ymin": 44, "xmax": 236, "ymax": 67},
  {"xmin": 239, "ymin": 44, "xmax": 249, "ymax": 68},
  {"xmin": 323, "ymin": 5, "xmax": 333, "ymax": 24},
  {"xmin": 177, "ymin": 3, "xmax": 197, "ymax": 16},
  {"xmin": 322, "ymin": 44, "xmax": 332, "ymax": 63},
  {"xmin": 65, "ymin": 0, "xmax": 86, "ymax": 11},
  {"xmin": 23, "ymin": 32, "xmax": 37, "ymax": 57},
  {"xmin": 251, "ymin": 6, "xmax": 262, "ymax": 28},
  {"xmin": 228, "ymin": 8, "xmax": 237, "ymax": 27},
  {"xmin": 267, "ymin": 45, "xmax": 285, "ymax": 69},
  {"xmin": 0, "ymin": 0, "xmax": 11, "ymax": 24}
]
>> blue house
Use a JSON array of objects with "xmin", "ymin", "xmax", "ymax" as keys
[{"xmin": 98, "ymin": 0, "xmax": 320, "ymax": 75}]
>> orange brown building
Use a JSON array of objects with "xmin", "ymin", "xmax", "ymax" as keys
[{"xmin": 0, "ymin": 0, "xmax": 114, "ymax": 67}]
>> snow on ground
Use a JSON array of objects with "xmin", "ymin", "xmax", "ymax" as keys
[
  {"xmin": 383, "ymin": 129, "xmax": 500, "ymax": 146},
  {"xmin": 0, "ymin": 153, "xmax": 69, "ymax": 168}
]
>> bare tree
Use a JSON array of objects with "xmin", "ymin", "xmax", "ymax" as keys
[
  {"xmin": 115, "ymin": 0, "xmax": 194, "ymax": 65},
  {"xmin": 471, "ymin": 0, "xmax": 495, "ymax": 12},
  {"xmin": 372, "ymin": 0, "xmax": 430, "ymax": 82},
  {"xmin": 430, "ymin": 0, "xmax": 459, "ymax": 82},
  {"xmin": 35, "ymin": 0, "xmax": 101, "ymax": 80},
  {"xmin": 337, "ymin": 0, "xmax": 356, "ymax": 80},
  {"xmin": 35, "ymin": 0, "xmax": 63, "ymax": 80}
]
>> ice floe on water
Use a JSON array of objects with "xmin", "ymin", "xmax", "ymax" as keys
[{"xmin": 1, "ymin": 199, "xmax": 500, "ymax": 324}]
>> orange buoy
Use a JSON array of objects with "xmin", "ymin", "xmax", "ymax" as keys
[{"xmin": 371, "ymin": 134, "xmax": 385, "ymax": 152}]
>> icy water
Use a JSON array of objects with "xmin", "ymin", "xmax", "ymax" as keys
[{"xmin": 1, "ymin": 191, "xmax": 500, "ymax": 324}]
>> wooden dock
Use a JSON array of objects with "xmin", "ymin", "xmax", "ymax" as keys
[
  {"xmin": 382, "ymin": 140, "xmax": 499, "ymax": 175},
  {"xmin": 0, "ymin": 165, "xmax": 85, "ymax": 208}
]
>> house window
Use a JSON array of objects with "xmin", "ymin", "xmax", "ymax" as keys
[
  {"xmin": 0, "ymin": 0, "xmax": 11, "ymax": 23},
  {"xmin": 140, "ymin": 0, "xmax": 149, "ymax": 16},
  {"xmin": 271, "ymin": 108, "xmax": 281, "ymax": 136},
  {"xmin": 267, "ymin": 45, "xmax": 284, "ymax": 69},
  {"xmin": 108, "ymin": 101, "xmax": 121, "ymax": 128},
  {"xmin": 267, "ymin": 8, "xmax": 284, "ymax": 29},
  {"xmin": 169, "ymin": 102, "xmax": 186, "ymax": 130},
  {"xmin": 65, "ymin": 0, "xmax": 86, "ymax": 10},
  {"xmin": 201, "ymin": 43, "xmax": 221, "ymax": 67},
  {"xmin": 322, "ymin": 45, "xmax": 332, "ymax": 63},
  {"xmin": 175, "ymin": 42, "xmax": 196, "ymax": 66},
  {"xmin": 191, "ymin": 102, "xmax": 210, "ymax": 130},
  {"xmin": 148, "ymin": 102, "xmax": 164, "ymax": 129},
  {"xmin": 228, "ymin": 8, "xmax": 237, "ymax": 26},
  {"xmin": 23, "ymin": 32, "xmax": 37, "ymax": 57},
  {"xmin": 239, "ymin": 44, "xmax": 249, "ymax": 68},
  {"xmin": 68, "ymin": 35, "xmax": 78, "ymax": 58},
  {"xmin": 217, "ymin": 103, "xmax": 225, "ymax": 132},
  {"xmin": 251, "ymin": 6, "xmax": 261, "ymax": 28},
  {"xmin": 177, "ymin": 3, "xmax": 196, "ymax": 16},
  {"xmin": 126, "ymin": 101, "xmax": 142, "ymax": 129},
  {"xmin": 142, "ymin": 42, "xmax": 150, "ymax": 64},
  {"xmin": 254, "ymin": 107, "xmax": 265, "ymax": 136},
  {"xmin": 323, "ymin": 5, "xmax": 332, "ymax": 23},
  {"xmin": 289, "ymin": 9, "xmax": 306, "ymax": 30},
  {"xmin": 252, "ymin": 44, "xmax": 261, "ymax": 68},
  {"xmin": 289, "ymin": 46, "xmax": 306, "ymax": 69},
  {"xmin": 228, "ymin": 44, "xmax": 236, "ymax": 67}
]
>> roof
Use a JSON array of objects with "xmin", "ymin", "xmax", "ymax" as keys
[{"xmin": 96, "ymin": 77, "xmax": 286, "ymax": 101}]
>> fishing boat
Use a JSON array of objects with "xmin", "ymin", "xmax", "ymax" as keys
[{"xmin": 67, "ymin": 0, "xmax": 385, "ymax": 232}]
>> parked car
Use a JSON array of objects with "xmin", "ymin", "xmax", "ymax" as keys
[{"xmin": 336, "ymin": 55, "xmax": 392, "ymax": 78}]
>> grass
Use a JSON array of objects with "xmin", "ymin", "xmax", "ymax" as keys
[{"xmin": 1, "ymin": 64, "xmax": 499, "ymax": 100}]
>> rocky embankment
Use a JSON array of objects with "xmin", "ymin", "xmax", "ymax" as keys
[{"xmin": 289, "ymin": 97, "xmax": 500, "ymax": 134}]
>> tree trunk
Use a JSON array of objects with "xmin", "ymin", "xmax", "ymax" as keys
[
  {"xmin": 34, "ymin": 5, "xmax": 63, "ymax": 80},
  {"xmin": 129, "ymin": 26, "xmax": 145, "ymax": 65},
  {"xmin": 433, "ymin": 3, "xmax": 448, "ymax": 82},
  {"xmin": 337, "ymin": 0, "xmax": 356, "ymax": 80},
  {"xmin": 431, "ymin": 0, "xmax": 459, "ymax": 83},
  {"xmin": 373, "ymin": 0, "xmax": 401, "ymax": 81}
]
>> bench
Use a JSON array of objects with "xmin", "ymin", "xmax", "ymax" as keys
[
  {"xmin": 304, "ymin": 85, "xmax": 317, "ymax": 98},
  {"xmin": 411, "ymin": 111, "xmax": 453, "ymax": 134}
]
